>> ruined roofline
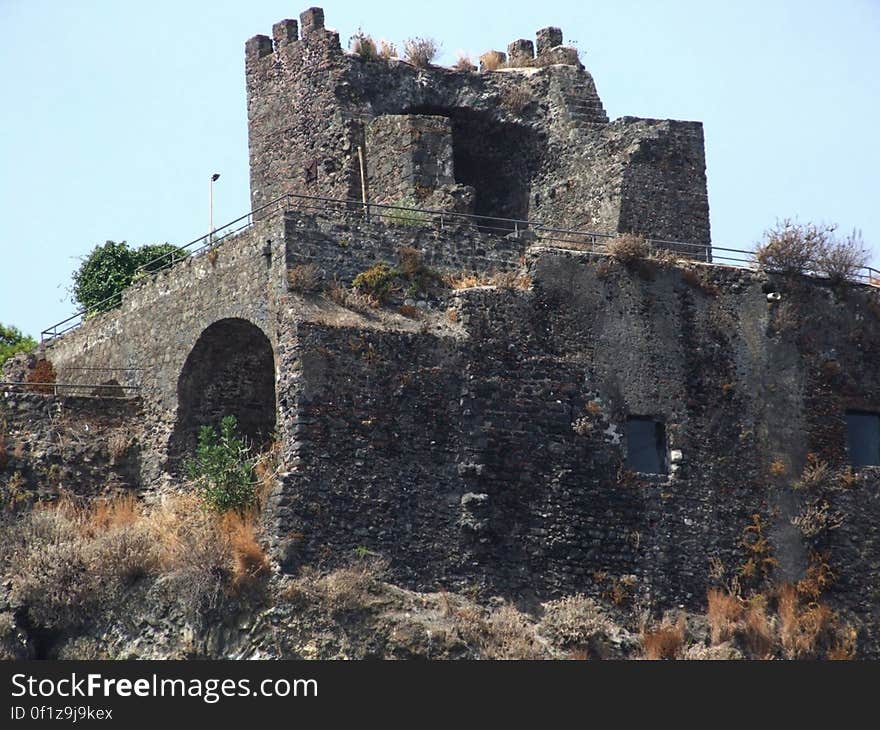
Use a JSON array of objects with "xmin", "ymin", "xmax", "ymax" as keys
[{"xmin": 245, "ymin": 6, "xmax": 581, "ymax": 71}]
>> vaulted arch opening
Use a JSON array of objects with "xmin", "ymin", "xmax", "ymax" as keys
[{"xmin": 169, "ymin": 318, "xmax": 276, "ymax": 464}]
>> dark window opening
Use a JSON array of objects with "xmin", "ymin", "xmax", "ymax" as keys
[
  {"xmin": 626, "ymin": 416, "xmax": 667, "ymax": 474},
  {"xmin": 845, "ymin": 410, "xmax": 880, "ymax": 468}
]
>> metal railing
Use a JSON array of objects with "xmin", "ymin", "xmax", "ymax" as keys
[
  {"xmin": 0, "ymin": 381, "xmax": 141, "ymax": 398},
  {"xmin": 40, "ymin": 192, "xmax": 880, "ymax": 341}
]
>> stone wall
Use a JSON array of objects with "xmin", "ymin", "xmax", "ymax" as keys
[
  {"xmin": 39, "ymin": 215, "xmax": 288, "ymax": 479},
  {"xmin": 0, "ymin": 392, "xmax": 142, "ymax": 505},
  {"xmin": 283, "ymin": 210, "xmax": 527, "ymax": 285},
  {"xmin": 270, "ymin": 251, "xmax": 880, "ymax": 652}
]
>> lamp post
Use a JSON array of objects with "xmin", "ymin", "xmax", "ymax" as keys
[{"xmin": 209, "ymin": 173, "xmax": 220, "ymax": 244}]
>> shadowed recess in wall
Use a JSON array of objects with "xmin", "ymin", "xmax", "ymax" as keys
[
  {"xmin": 402, "ymin": 106, "xmax": 543, "ymax": 228},
  {"xmin": 168, "ymin": 318, "xmax": 277, "ymax": 467}
]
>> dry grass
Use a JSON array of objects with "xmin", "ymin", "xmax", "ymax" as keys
[
  {"xmin": 607, "ymin": 233, "xmax": 649, "ymax": 264},
  {"xmin": 325, "ymin": 280, "xmax": 380, "ymax": 312},
  {"xmin": 294, "ymin": 556, "xmax": 390, "ymax": 613},
  {"xmin": 768, "ymin": 458, "xmax": 788, "ymax": 477},
  {"xmin": 1, "ymin": 493, "xmax": 270, "ymax": 630},
  {"xmin": 501, "ymin": 86, "xmax": 531, "ymax": 113},
  {"xmin": 538, "ymin": 594, "xmax": 617, "ymax": 656},
  {"xmin": 444, "ymin": 271, "xmax": 531, "ymax": 290},
  {"xmin": 480, "ymin": 51, "xmax": 506, "ymax": 71},
  {"xmin": 377, "ymin": 39, "xmax": 397, "ymax": 60},
  {"xmin": 641, "ymin": 616, "xmax": 686, "ymax": 660},
  {"xmin": 706, "ymin": 587, "xmax": 743, "ymax": 644},
  {"xmin": 397, "ymin": 246, "xmax": 423, "ymax": 277},
  {"xmin": 349, "ymin": 29, "xmax": 378, "ymax": 60},
  {"xmin": 287, "ymin": 263, "xmax": 322, "ymax": 294},
  {"xmin": 778, "ymin": 584, "xmax": 834, "ymax": 659},
  {"xmin": 107, "ymin": 432, "xmax": 130, "ymax": 464},
  {"xmin": 793, "ymin": 455, "xmax": 831, "ymax": 491},
  {"xmin": 452, "ymin": 54, "xmax": 476, "ymax": 72},
  {"xmin": 741, "ymin": 597, "xmax": 775, "ymax": 658},
  {"xmin": 403, "ymin": 37, "xmax": 438, "ymax": 68}
]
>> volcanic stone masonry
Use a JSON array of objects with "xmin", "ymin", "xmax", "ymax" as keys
[{"xmin": 3, "ymin": 6, "xmax": 879, "ymax": 655}]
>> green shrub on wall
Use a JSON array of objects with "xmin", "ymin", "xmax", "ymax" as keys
[{"xmin": 185, "ymin": 415, "xmax": 256, "ymax": 513}]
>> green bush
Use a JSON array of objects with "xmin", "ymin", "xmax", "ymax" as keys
[
  {"xmin": 386, "ymin": 196, "xmax": 430, "ymax": 228},
  {"xmin": 72, "ymin": 240, "xmax": 188, "ymax": 314},
  {"xmin": 352, "ymin": 262, "xmax": 400, "ymax": 303},
  {"xmin": 185, "ymin": 416, "xmax": 256, "ymax": 513}
]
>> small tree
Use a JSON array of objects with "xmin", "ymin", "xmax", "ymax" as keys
[
  {"xmin": 185, "ymin": 416, "xmax": 256, "ymax": 513},
  {"xmin": 72, "ymin": 240, "xmax": 188, "ymax": 314},
  {"xmin": 0, "ymin": 323, "xmax": 36, "ymax": 370}
]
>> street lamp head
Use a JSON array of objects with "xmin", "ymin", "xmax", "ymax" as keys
[{"xmin": 211, "ymin": 173, "xmax": 221, "ymax": 182}]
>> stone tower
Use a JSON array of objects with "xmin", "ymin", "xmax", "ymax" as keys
[{"xmin": 245, "ymin": 7, "xmax": 711, "ymax": 251}]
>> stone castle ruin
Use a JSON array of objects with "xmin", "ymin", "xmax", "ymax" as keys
[{"xmin": 4, "ymin": 7, "xmax": 880, "ymax": 654}]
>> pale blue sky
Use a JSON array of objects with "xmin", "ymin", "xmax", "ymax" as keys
[{"xmin": 2, "ymin": 0, "xmax": 878, "ymax": 338}]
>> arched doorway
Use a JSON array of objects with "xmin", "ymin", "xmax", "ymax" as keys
[{"xmin": 169, "ymin": 318, "xmax": 276, "ymax": 463}]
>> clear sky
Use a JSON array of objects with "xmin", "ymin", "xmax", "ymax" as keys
[{"xmin": 1, "ymin": 0, "xmax": 878, "ymax": 339}]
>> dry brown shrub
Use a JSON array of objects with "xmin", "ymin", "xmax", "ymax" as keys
[
  {"xmin": 480, "ymin": 51, "xmax": 506, "ymax": 71},
  {"xmin": 377, "ymin": 39, "xmax": 397, "ymax": 60},
  {"xmin": 706, "ymin": 588, "xmax": 743, "ymax": 644},
  {"xmin": 397, "ymin": 246, "xmax": 423, "ymax": 277},
  {"xmin": 501, "ymin": 86, "xmax": 531, "ymax": 113},
  {"xmin": 607, "ymin": 233, "xmax": 649, "ymax": 264},
  {"xmin": 222, "ymin": 512, "xmax": 270, "ymax": 592},
  {"xmin": 792, "ymin": 499, "xmax": 843, "ymax": 538},
  {"xmin": 741, "ymin": 596, "xmax": 775, "ymax": 657},
  {"xmin": 287, "ymin": 263, "xmax": 322, "ymax": 294},
  {"xmin": 793, "ymin": 455, "xmax": 831, "ymax": 491},
  {"xmin": 403, "ymin": 37, "xmax": 438, "ymax": 68},
  {"xmin": 816, "ymin": 229, "xmax": 869, "ymax": 284},
  {"xmin": 107, "ymin": 432, "xmax": 130, "ymax": 463},
  {"xmin": 349, "ymin": 29, "xmax": 378, "ymax": 60},
  {"xmin": 486, "ymin": 605, "xmax": 545, "ymax": 659},
  {"xmin": 312, "ymin": 556, "xmax": 389, "ymax": 612},
  {"xmin": 452, "ymin": 54, "xmax": 476, "ymax": 72},
  {"xmin": 796, "ymin": 551, "xmax": 836, "ymax": 602},
  {"xmin": 641, "ymin": 616, "xmax": 686, "ymax": 660},
  {"xmin": 444, "ymin": 271, "xmax": 531, "ymax": 290},
  {"xmin": 768, "ymin": 458, "xmax": 788, "ymax": 477},
  {"xmin": 539, "ymin": 594, "xmax": 617, "ymax": 655},
  {"xmin": 26, "ymin": 359, "xmax": 56, "ymax": 394},
  {"xmin": 754, "ymin": 220, "xmax": 829, "ymax": 275}
]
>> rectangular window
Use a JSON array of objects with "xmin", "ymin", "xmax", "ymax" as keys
[
  {"xmin": 845, "ymin": 411, "xmax": 880, "ymax": 468},
  {"xmin": 625, "ymin": 416, "xmax": 667, "ymax": 474}
]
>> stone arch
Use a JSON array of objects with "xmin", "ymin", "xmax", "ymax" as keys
[{"xmin": 169, "ymin": 318, "xmax": 277, "ymax": 464}]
